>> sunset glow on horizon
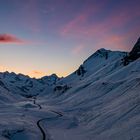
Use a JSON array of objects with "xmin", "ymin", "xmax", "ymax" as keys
[{"xmin": 0, "ymin": 0, "xmax": 140, "ymax": 78}]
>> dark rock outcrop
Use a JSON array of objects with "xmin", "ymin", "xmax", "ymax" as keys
[
  {"xmin": 123, "ymin": 37, "xmax": 140, "ymax": 65},
  {"xmin": 75, "ymin": 65, "xmax": 86, "ymax": 77}
]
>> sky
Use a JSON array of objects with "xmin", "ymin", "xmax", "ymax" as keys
[{"xmin": 0, "ymin": 0, "xmax": 140, "ymax": 78}]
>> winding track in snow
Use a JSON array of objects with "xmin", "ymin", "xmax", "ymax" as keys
[
  {"xmin": 37, "ymin": 111, "xmax": 63, "ymax": 140},
  {"xmin": 37, "ymin": 118, "xmax": 47, "ymax": 140},
  {"xmin": 32, "ymin": 98, "xmax": 63, "ymax": 140}
]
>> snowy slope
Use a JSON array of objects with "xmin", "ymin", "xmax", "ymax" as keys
[
  {"xmin": 0, "ymin": 38, "xmax": 140, "ymax": 140},
  {"xmin": 53, "ymin": 49, "xmax": 127, "ymax": 95},
  {"xmin": 0, "ymin": 72, "xmax": 60, "ymax": 97},
  {"xmin": 45, "ymin": 59, "xmax": 140, "ymax": 140},
  {"xmin": 40, "ymin": 39, "xmax": 140, "ymax": 140}
]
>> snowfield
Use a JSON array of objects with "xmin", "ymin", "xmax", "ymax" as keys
[{"xmin": 0, "ymin": 38, "xmax": 140, "ymax": 140}]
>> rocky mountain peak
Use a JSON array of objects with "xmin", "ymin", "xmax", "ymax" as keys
[{"xmin": 123, "ymin": 37, "xmax": 140, "ymax": 65}]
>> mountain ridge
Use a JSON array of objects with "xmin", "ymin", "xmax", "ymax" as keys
[{"xmin": 0, "ymin": 37, "xmax": 140, "ymax": 140}]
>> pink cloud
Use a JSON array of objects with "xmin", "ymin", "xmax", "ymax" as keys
[
  {"xmin": 0, "ymin": 34, "xmax": 26, "ymax": 44},
  {"xmin": 60, "ymin": 2, "xmax": 140, "ymax": 51},
  {"xmin": 61, "ymin": 10, "xmax": 138, "ymax": 39},
  {"xmin": 61, "ymin": 1, "xmax": 109, "ymax": 37},
  {"xmin": 72, "ymin": 44, "xmax": 87, "ymax": 55},
  {"xmin": 61, "ymin": 1, "xmax": 140, "ymax": 39},
  {"xmin": 96, "ymin": 35, "xmax": 126, "ymax": 50},
  {"xmin": 62, "ymin": 14, "xmax": 88, "ymax": 36},
  {"xmin": 0, "ymin": 33, "xmax": 46, "ymax": 45}
]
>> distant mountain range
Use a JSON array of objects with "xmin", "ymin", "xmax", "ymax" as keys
[{"xmin": 0, "ymin": 37, "xmax": 139, "ymax": 140}]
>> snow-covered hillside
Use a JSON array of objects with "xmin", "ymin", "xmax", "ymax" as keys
[
  {"xmin": 0, "ymin": 38, "xmax": 139, "ymax": 140},
  {"xmin": 0, "ymin": 72, "xmax": 60, "ymax": 97}
]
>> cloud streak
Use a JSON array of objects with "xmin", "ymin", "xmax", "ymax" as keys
[
  {"xmin": 60, "ymin": 1, "xmax": 140, "ymax": 51},
  {"xmin": 0, "ymin": 34, "xmax": 26, "ymax": 44},
  {"xmin": 61, "ymin": 1, "xmax": 108, "ymax": 36},
  {"xmin": 29, "ymin": 70, "xmax": 46, "ymax": 78},
  {"xmin": 61, "ymin": 6, "xmax": 139, "ymax": 38}
]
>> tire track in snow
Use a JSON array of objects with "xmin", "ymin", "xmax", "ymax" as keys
[
  {"xmin": 37, "ymin": 111, "xmax": 63, "ymax": 140},
  {"xmin": 31, "ymin": 98, "xmax": 63, "ymax": 140}
]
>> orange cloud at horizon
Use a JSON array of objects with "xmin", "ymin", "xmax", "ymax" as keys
[
  {"xmin": 28, "ymin": 70, "xmax": 46, "ymax": 78},
  {"xmin": 0, "ymin": 65, "xmax": 69, "ymax": 78},
  {"xmin": 28, "ymin": 70, "xmax": 70, "ymax": 78}
]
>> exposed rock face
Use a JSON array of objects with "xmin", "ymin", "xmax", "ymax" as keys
[
  {"xmin": 75, "ymin": 65, "xmax": 86, "ymax": 77},
  {"xmin": 123, "ymin": 37, "xmax": 140, "ymax": 65},
  {"xmin": 129, "ymin": 37, "xmax": 140, "ymax": 60},
  {"xmin": 54, "ymin": 84, "xmax": 70, "ymax": 94}
]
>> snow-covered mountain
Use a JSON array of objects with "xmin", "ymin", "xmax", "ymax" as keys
[
  {"xmin": 54, "ymin": 48, "xmax": 127, "ymax": 89},
  {"xmin": 0, "ymin": 72, "xmax": 60, "ymax": 97},
  {"xmin": 0, "ymin": 38, "xmax": 139, "ymax": 140}
]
